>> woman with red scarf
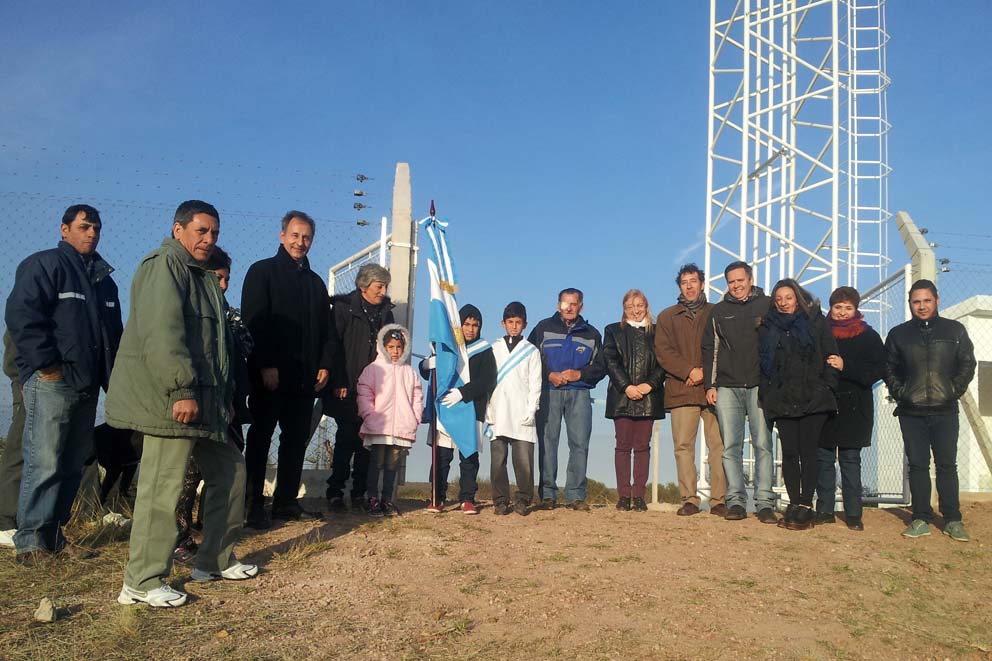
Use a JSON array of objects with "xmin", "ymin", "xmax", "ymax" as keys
[{"xmin": 815, "ymin": 287, "xmax": 885, "ymax": 531}]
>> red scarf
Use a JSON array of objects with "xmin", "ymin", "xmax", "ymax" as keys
[{"xmin": 829, "ymin": 310, "xmax": 869, "ymax": 339}]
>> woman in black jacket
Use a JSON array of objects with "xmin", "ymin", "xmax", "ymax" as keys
[
  {"xmin": 816, "ymin": 287, "xmax": 885, "ymax": 531},
  {"xmin": 603, "ymin": 290, "xmax": 665, "ymax": 512},
  {"xmin": 758, "ymin": 279, "xmax": 840, "ymax": 530}
]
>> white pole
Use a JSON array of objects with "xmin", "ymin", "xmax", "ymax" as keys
[
  {"xmin": 649, "ymin": 420, "xmax": 662, "ymax": 511},
  {"xmin": 379, "ymin": 216, "xmax": 388, "ymax": 266}
]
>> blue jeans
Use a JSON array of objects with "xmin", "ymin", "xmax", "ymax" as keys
[
  {"xmin": 715, "ymin": 386, "xmax": 775, "ymax": 510},
  {"xmin": 816, "ymin": 446, "xmax": 863, "ymax": 518},
  {"xmin": 14, "ymin": 372, "xmax": 98, "ymax": 553},
  {"xmin": 537, "ymin": 388, "xmax": 592, "ymax": 502}
]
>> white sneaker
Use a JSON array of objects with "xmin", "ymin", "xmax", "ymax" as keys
[
  {"xmin": 190, "ymin": 562, "xmax": 259, "ymax": 582},
  {"xmin": 0, "ymin": 528, "xmax": 15, "ymax": 548},
  {"xmin": 117, "ymin": 583, "xmax": 188, "ymax": 608}
]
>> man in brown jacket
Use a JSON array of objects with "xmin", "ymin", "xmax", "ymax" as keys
[{"xmin": 654, "ymin": 264, "xmax": 726, "ymax": 516}]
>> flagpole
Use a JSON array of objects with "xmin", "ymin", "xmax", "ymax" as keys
[{"xmin": 427, "ymin": 200, "xmax": 440, "ymax": 511}]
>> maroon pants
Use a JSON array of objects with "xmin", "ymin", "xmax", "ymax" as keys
[{"xmin": 614, "ymin": 418, "xmax": 653, "ymax": 498}]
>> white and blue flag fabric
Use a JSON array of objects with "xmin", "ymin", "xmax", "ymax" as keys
[{"xmin": 420, "ymin": 215, "xmax": 479, "ymax": 458}]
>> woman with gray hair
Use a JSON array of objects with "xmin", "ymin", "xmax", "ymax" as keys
[{"xmin": 323, "ymin": 263, "xmax": 395, "ymax": 513}]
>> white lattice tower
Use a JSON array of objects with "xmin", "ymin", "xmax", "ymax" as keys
[{"xmin": 704, "ymin": 0, "xmax": 891, "ymax": 309}]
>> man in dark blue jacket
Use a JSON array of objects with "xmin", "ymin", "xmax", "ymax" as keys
[
  {"xmin": 4, "ymin": 204, "xmax": 123, "ymax": 564},
  {"xmin": 527, "ymin": 288, "xmax": 606, "ymax": 510}
]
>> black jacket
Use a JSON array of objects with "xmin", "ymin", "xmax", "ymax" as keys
[
  {"xmin": 323, "ymin": 289, "xmax": 394, "ymax": 420},
  {"xmin": 602, "ymin": 322, "xmax": 665, "ymax": 420},
  {"xmin": 5, "ymin": 241, "xmax": 122, "ymax": 391},
  {"xmin": 820, "ymin": 325, "xmax": 885, "ymax": 448},
  {"xmin": 757, "ymin": 308, "xmax": 839, "ymax": 421},
  {"xmin": 241, "ymin": 246, "xmax": 336, "ymax": 396},
  {"xmin": 418, "ymin": 340, "xmax": 497, "ymax": 423},
  {"xmin": 701, "ymin": 288, "xmax": 771, "ymax": 389},
  {"xmin": 884, "ymin": 315, "xmax": 976, "ymax": 416}
]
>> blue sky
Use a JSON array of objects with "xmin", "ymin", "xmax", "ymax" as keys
[{"xmin": 2, "ymin": 2, "xmax": 991, "ymax": 488}]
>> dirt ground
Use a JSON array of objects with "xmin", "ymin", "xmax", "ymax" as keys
[{"xmin": 1, "ymin": 490, "xmax": 991, "ymax": 660}]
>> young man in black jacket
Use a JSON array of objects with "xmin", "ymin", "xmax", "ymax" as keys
[
  {"xmin": 885, "ymin": 279, "xmax": 976, "ymax": 542},
  {"xmin": 4, "ymin": 204, "xmax": 122, "ymax": 563},
  {"xmin": 701, "ymin": 261, "xmax": 777, "ymax": 523},
  {"xmin": 242, "ymin": 211, "xmax": 337, "ymax": 528},
  {"xmin": 324, "ymin": 263, "xmax": 394, "ymax": 513}
]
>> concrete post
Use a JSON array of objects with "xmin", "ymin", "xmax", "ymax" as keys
[
  {"xmin": 895, "ymin": 211, "xmax": 937, "ymax": 283},
  {"xmin": 389, "ymin": 163, "xmax": 415, "ymax": 330}
]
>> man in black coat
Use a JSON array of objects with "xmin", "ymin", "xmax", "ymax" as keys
[
  {"xmin": 323, "ymin": 263, "xmax": 394, "ymax": 513},
  {"xmin": 884, "ymin": 279, "xmax": 976, "ymax": 542},
  {"xmin": 242, "ymin": 211, "xmax": 337, "ymax": 528},
  {"xmin": 4, "ymin": 204, "xmax": 123, "ymax": 563}
]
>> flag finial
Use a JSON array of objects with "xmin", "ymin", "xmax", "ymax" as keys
[{"xmin": 430, "ymin": 199, "xmax": 436, "ymax": 217}]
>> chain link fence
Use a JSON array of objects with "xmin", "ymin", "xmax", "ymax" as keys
[{"xmin": 0, "ymin": 160, "xmax": 388, "ymax": 469}]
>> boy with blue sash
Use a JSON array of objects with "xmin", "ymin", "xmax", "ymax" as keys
[
  {"xmin": 486, "ymin": 302, "xmax": 542, "ymax": 516},
  {"xmin": 422, "ymin": 304, "xmax": 496, "ymax": 514}
]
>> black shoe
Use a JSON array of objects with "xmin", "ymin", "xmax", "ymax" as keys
[
  {"xmin": 756, "ymin": 507, "xmax": 779, "ymax": 524},
  {"xmin": 351, "ymin": 497, "xmax": 367, "ymax": 513},
  {"xmin": 815, "ymin": 511, "xmax": 836, "ymax": 525},
  {"xmin": 616, "ymin": 497, "xmax": 632, "ymax": 511},
  {"xmin": 846, "ymin": 517, "xmax": 864, "ymax": 531},
  {"xmin": 245, "ymin": 504, "xmax": 272, "ymax": 530},
  {"xmin": 632, "ymin": 497, "xmax": 648, "ymax": 512},
  {"xmin": 514, "ymin": 501, "xmax": 530, "ymax": 516},
  {"xmin": 367, "ymin": 497, "xmax": 384, "ymax": 518},
  {"xmin": 566, "ymin": 501, "xmax": 590, "ymax": 512},
  {"xmin": 493, "ymin": 502, "xmax": 512, "ymax": 516},
  {"xmin": 677, "ymin": 502, "xmax": 701, "ymax": 516},
  {"xmin": 537, "ymin": 499, "xmax": 556, "ymax": 511},
  {"xmin": 785, "ymin": 505, "xmax": 815, "ymax": 530},
  {"xmin": 173, "ymin": 535, "xmax": 198, "ymax": 564},
  {"xmin": 15, "ymin": 549, "xmax": 53, "ymax": 567},
  {"xmin": 381, "ymin": 500, "xmax": 401, "ymax": 517},
  {"xmin": 724, "ymin": 504, "xmax": 747, "ymax": 521},
  {"xmin": 327, "ymin": 496, "xmax": 346, "ymax": 514}
]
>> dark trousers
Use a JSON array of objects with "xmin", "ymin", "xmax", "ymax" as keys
[
  {"xmin": 429, "ymin": 446, "xmax": 479, "ymax": 504},
  {"xmin": 366, "ymin": 445, "xmax": 405, "ymax": 501},
  {"xmin": 900, "ymin": 413, "xmax": 961, "ymax": 523},
  {"xmin": 0, "ymin": 375, "xmax": 25, "ymax": 529},
  {"xmin": 245, "ymin": 389, "xmax": 315, "ymax": 508},
  {"xmin": 325, "ymin": 417, "xmax": 370, "ymax": 502},
  {"xmin": 816, "ymin": 446, "xmax": 863, "ymax": 519},
  {"xmin": 614, "ymin": 417, "xmax": 653, "ymax": 499},
  {"xmin": 490, "ymin": 437, "xmax": 534, "ymax": 506},
  {"xmin": 776, "ymin": 414, "xmax": 827, "ymax": 507}
]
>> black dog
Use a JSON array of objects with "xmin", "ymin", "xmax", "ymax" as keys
[{"xmin": 88, "ymin": 423, "xmax": 142, "ymax": 505}]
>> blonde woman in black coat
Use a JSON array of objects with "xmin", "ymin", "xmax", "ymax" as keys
[
  {"xmin": 815, "ymin": 287, "xmax": 885, "ymax": 531},
  {"xmin": 758, "ymin": 279, "xmax": 840, "ymax": 530}
]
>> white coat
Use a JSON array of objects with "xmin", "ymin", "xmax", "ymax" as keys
[{"xmin": 485, "ymin": 337, "xmax": 542, "ymax": 443}]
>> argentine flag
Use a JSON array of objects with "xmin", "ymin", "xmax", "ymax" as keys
[{"xmin": 420, "ymin": 215, "xmax": 479, "ymax": 458}]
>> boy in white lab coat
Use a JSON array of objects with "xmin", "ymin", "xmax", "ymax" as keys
[{"xmin": 486, "ymin": 302, "xmax": 542, "ymax": 516}]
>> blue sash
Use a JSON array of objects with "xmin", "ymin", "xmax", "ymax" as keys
[{"xmin": 495, "ymin": 342, "xmax": 537, "ymax": 386}]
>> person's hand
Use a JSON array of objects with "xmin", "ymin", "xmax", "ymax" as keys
[
  {"xmin": 261, "ymin": 368, "xmax": 279, "ymax": 392},
  {"xmin": 172, "ymin": 399, "xmax": 199, "ymax": 424},
  {"xmin": 706, "ymin": 388, "xmax": 718, "ymax": 406},
  {"xmin": 625, "ymin": 385, "xmax": 643, "ymax": 401},
  {"xmin": 314, "ymin": 369, "xmax": 329, "ymax": 392},
  {"xmin": 826, "ymin": 354, "xmax": 844, "ymax": 371},
  {"xmin": 38, "ymin": 364, "xmax": 64, "ymax": 382},
  {"xmin": 441, "ymin": 389, "xmax": 463, "ymax": 407},
  {"xmin": 636, "ymin": 383, "xmax": 652, "ymax": 394},
  {"xmin": 331, "ymin": 387, "xmax": 348, "ymax": 399},
  {"xmin": 521, "ymin": 414, "xmax": 536, "ymax": 427},
  {"xmin": 562, "ymin": 369, "xmax": 582, "ymax": 383},
  {"xmin": 548, "ymin": 372, "xmax": 566, "ymax": 387},
  {"xmin": 686, "ymin": 367, "xmax": 704, "ymax": 386}
]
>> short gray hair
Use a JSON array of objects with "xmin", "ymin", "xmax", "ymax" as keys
[{"xmin": 356, "ymin": 263, "xmax": 391, "ymax": 290}]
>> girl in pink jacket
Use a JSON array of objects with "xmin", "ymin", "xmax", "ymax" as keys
[{"xmin": 356, "ymin": 324, "xmax": 423, "ymax": 517}]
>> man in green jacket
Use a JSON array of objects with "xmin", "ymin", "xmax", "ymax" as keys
[{"xmin": 107, "ymin": 200, "xmax": 257, "ymax": 608}]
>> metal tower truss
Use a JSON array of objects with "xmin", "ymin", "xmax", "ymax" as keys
[{"xmin": 705, "ymin": 0, "xmax": 891, "ymax": 306}]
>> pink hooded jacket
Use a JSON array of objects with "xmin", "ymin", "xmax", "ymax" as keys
[{"xmin": 357, "ymin": 324, "xmax": 423, "ymax": 442}]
